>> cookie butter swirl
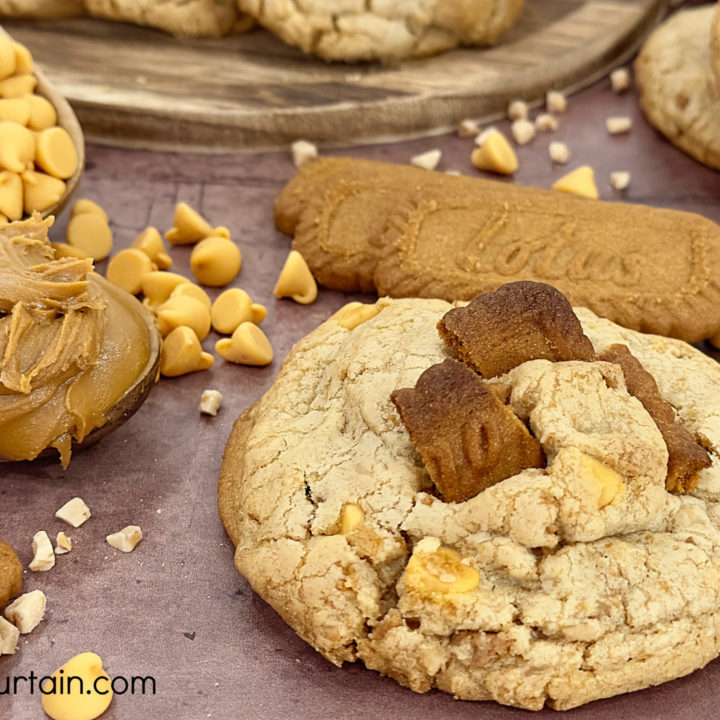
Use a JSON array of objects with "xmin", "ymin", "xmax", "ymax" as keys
[{"xmin": 0, "ymin": 216, "xmax": 151, "ymax": 466}]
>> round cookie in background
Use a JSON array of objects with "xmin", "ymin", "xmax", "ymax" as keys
[
  {"xmin": 219, "ymin": 294, "xmax": 720, "ymax": 711},
  {"xmin": 0, "ymin": 539, "xmax": 23, "ymax": 609},
  {"xmin": 635, "ymin": 4, "xmax": 720, "ymax": 171},
  {"xmin": 236, "ymin": 0, "xmax": 525, "ymax": 63}
]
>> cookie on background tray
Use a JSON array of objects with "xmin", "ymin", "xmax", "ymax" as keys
[
  {"xmin": 219, "ymin": 282, "xmax": 720, "ymax": 711},
  {"xmin": 636, "ymin": 3, "xmax": 720, "ymax": 170}
]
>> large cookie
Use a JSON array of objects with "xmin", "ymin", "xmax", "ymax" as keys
[
  {"xmin": 635, "ymin": 5, "xmax": 720, "ymax": 171},
  {"xmin": 237, "ymin": 0, "xmax": 524, "ymax": 63},
  {"xmin": 0, "ymin": 539, "xmax": 22, "ymax": 609},
  {"xmin": 275, "ymin": 158, "xmax": 720, "ymax": 343},
  {"xmin": 219, "ymin": 293, "xmax": 720, "ymax": 710}
]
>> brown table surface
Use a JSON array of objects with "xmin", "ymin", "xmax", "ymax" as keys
[{"xmin": 2, "ymin": 56, "xmax": 720, "ymax": 720}]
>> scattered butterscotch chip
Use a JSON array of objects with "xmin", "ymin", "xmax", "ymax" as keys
[
  {"xmin": 0, "ymin": 616, "xmax": 19, "ymax": 655},
  {"xmin": 546, "ymin": 89, "xmax": 567, "ymax": 113},
  {"xmin": 141, "ymin": 271, "xmax": 190, "ymax": 309},
  {"xmin": 71, "ymin": 198, "xmax": 108, "ymax": 223},
  {"xmin": 24, "ymin": 94, "xmax": 56, "ymax": 131},
  {"xmin": 165, "ymin": 202, "xmax": 216, "ymax": 245},
  {"xmin": 106, "ymin": 248, "xmax": 155, "ymax": 295},
  {"xmin": 599, "ymin": 344, "xmax": 711, "ymax": 493},
  {"xmin": 0, "ymin": 120, "xmax": 34, "ymax": 172},
  {"xmin": 331, "ymin": 301, "xmax": 381, "ymax": 331},
  {"xmin": 4, "ymin": 589, "xmax": 46, "ymax": 633},
  {"xmin": 29, "ymin": 530, "xmax": 55, "ymax": 571},
  {"xmin": 251, "ymin": 303, "xmax": 267, "ymax": 324},
  {"xmin": 404, "ymin": 541, "xmax": 480, "ymax": 597},
  {"xmin": 410, "ymin": 149, "xmax": 442, "ymax": 171},
  {"xmin": 0, "ymin": 74, "xmax": 36, "ymax": 98},
  {"xmin": 610, "ymin": 171, "xmax": 631, "ymax": 191},
  {"xmin": 0, "ymin": 539, "xmax": 23, "ymax": 609},
  {"xmin": 0, "ymin": 97, "xmax": 30, "ymax": 125},
  {"xmin": 55, "ymin": 497, "xmax": 91, "ymax": 528},
  {"xmin": 458, "ymin": 118, "xmax": 480, "ymax": 137},
  {"xmin": 535, "ymin": 113, "xmax": 558, "ymax": 132},
  {"xmin": 12, "ymin": 42, "xmax": 32, "ymax": 75},
  {"xmin": 0, "ymin": 37, "xmax": 14, "ymax": 80},
  {"xmin": 199, "ymin": 389, "xmax": 223, "ymax": 416},
  {"xmin": 552, "ymin": 165, "xmax": 598, "ymax": 199},
  {"xmin": 211, "ymin": 288, "xmax": 254, "ymax": 334},
  {"xmin": 157, "ymin": 295, "xmax": 211, "ymax": 340},
  {"xmin": 291, "ymin": 139, "xmax": 318, "ymax": 169},
  {"xmin": 274, "ymin": 249, "xmax": 318, "ymax": 304},
  {"xmin": 66, "ymin": 212, "xmax": 113, "ymax": 260},
  {"xmin": 438, "ymin": 281, "xmax": 595, "ymax": 378},
  {"xmin": 22, "ymin": 170, "xmax": 65, "ymax": 214},
  {"xmin": 511, "ymin": 118, "xmax": 535, "ymax": 145},
  {"xmin": 190, "ymin": 236, "xmax": 242, "ymax": 287},
  {"xmin": 471, "ymin": 131, "xmax": 517, "ymax": 175},
  {"xmin": 549, "ymin": 140, "xmax": 570, "ymax": 164},
  {"xmin": 160, "ymin": 326, "xmax": 214, "ymax": 377},
  {"xmin": 55, "ymin": 532, "xmax": 72, "ymax": 555},
  {"xmin": 105, "ymin": 525, "xmax": 142, "ymax": 553},
  {"xmin": 507, "ymin": 99, "xmax": 529, "ymax": 121},
  {"xmin": 391, "ymin": 359, "xmax": 545, "ymax": 502},
  {"xmin": 34, "ymin": 126, "xmax": 78, "ymax": 179},
  {"xmin": 610, "ymin": 67, "xmax": 631, "ymax": 93},
  {"xmin": 606, "ymin": 116, "xmax": 632, "ymax": 135},
  {"xmin": 0, "ymin": 170, "xmax": 22, "ymax": 220},
  {"xmin": 216, "ymin": 322, "xmax": 273, "ymax": 366},
  {"xmin": 339, "ymin": 503, "xmax": 364, "ymax": 534},
  {"xmin": 171, "ymin": 282, "xmax": 211, "ymax": 309},
  {"xmin": 52, "ymin": 242, "xmax": 89, "ymax": 260},
  {"xmin": 132, "ymin": 226, "xmax": 172, "ymax": 270}
]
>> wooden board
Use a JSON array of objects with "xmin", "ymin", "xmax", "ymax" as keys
[{"xmin": 3, "ymin": 0, "xmax": 667, "ymax": 151}]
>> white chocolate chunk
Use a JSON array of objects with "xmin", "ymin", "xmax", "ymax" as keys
[
  {"xmin": 511, "ymin": 119, "xmax": 536, "ymax": 146},
  {"xmin": 507, "ymin": 99, "xmax": 529, "ymax": 121},
  {"xmin": 610, "ymin": 171, "xmax": 631, "ymax": 190},
  {"xmin": 199, "ymin": 389, "xmax": 223, "ymax": 416},
  {"xmin": 458, "ymin": 118, "xmax": 480, "ymax": 137},
  {"xmin": 29, "ymin": 530, "xmax": 55, "ymax": 571},
  {"xmin": 291, "ymin": 140, "xmax": 318, "ymax": 169},
  {"xmin": 549, "ymin": 141, "xmax": 570, "ymax": 164},
  {"xmin": 410, "ymin": 149, "xmax": 441, "ymax": 171},
  {"xmin": 0, "ymin": 616, "xmax": 19, "ymax": 654},
  {"xmin": 546, "ymin": 90, "xmax": 567, "ymax": 114},
  {"xmin": 606, "ymin": 116, "xmax": 632, "ymax": 135},
  {"xmin": 55, "ymin": 531, "xmax": 72, "ymax": 555},
  {"xmin": 4, "ymin": 590, "xmax": 46, "ymax": 634},
  {"xmin": 106, "ymin": 525, "xmax": 143, "ymax": 553},
  {"xmin": 55, "ymin": 497, "xmax": 91, "ymax": 527},
  {"xmin": 610, "ymin": 67, "xmax": 631, "ymax": 93},
  {"xmin": 535, "ymin": 113, "xmax": 558, "ymax": 132}
]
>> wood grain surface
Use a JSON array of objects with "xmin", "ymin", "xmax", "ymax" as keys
[{"xmin": 3, "ymin": 0, "xmax": 667, "ymax": 151}]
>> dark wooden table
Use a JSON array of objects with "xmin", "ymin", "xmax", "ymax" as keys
[{"xmin": 2, "ymin": 67, "xmax": 719, "ymax": 720}]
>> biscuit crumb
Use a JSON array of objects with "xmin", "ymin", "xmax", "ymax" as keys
[
  {"xmin": 55, "ymin": 497, "xmax": 91, "ymax": 528},
  {"xmin": 458, "ymin": 119, "xmax": 480, "ymax": 137},
  {"xmin": 610, "ymin": 171, "xmax": 631, "ymax": 190},
  {"xmin": 200, "ymin": 389, "xmax": 223, "ymax": 416},
  {"xmin": 546, "ymin": 90, "xmax": 567, "ymax": 114},
  {"xmin": 4, "ymin": 590, "xmax": 46, "ymax": 633},
  {"xmin": 29, "ymin": 530, "xmax": 54, "ymax": 572},
  {"xmin": 535, "ymin": 113, "xmax": 558, "ymax": 132},
  {"xmin": 291, "ymin": 140, "xmax": 318, "ymax": 169},
  {"xmin": 410, "ymin": 149, "xmax": 442, "ymax": 171},
  {"xmin": 55, "ymin": 532, "xmax": 71, "ymax": 556},
  {"xmin": 106, "ymin": 525, "xmax": 143, "ymax": 553},
  {"xmin": 549, "ymin": 141, "xmax": 570, "ymax": 164},
  {"xmin": 606, "ymin": 116, "xmax": 632, "ymax": 135},
  {"xmin": 508, "ymin": 99, "xmax": 529, "ymax": 121},
  {"xmin": 511, "ymin": 119, "xmax": 536, "ymax": 146},
  {"xmin": 610, "ymin": 67, "xmax": 631, "ymax": 93}
]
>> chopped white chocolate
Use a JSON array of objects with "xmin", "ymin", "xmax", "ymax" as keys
[
  {"xmin": 200, "ymin": 389, "xmax": 223, "ymax": 416},
  {"xmin": 55, "ymin": 531, "xmax": 72, "ymax": 555},
  {"xmin": 458, "ymin": 118, "xmax": 480, "ymax": 137},
  {"xmin": 549, "ymin": 141, "xmax": 570, "ymax": 164},
  {"xmin": 507, "ymin": 99, "xmax": 529, "ymax": 121},
  {"xmin": 291, "ymin": 140, "xmax": 318, "ymax": 169},
  {"xmin": 445, "ymin": 170, "xmax": 462, "ymax": 176},
  {"xmin": 29, "ymin": 530, "xmax": 54, "ymax": 572},
  {"xmin": 410, "ymin": 149, "xmax": 441, "ymax": 171},
  {"xmin": 55, "ymin": 497, "xmax": 91, "ymax": 527},
  {"xmin": 610, "ymin": 171, "xmax": 631, "ymax": 190},
  {"xmin": 105, "ymin": 525, "xmax": 143, "ymax": 553},
  {"xmin": 511, "ymin": 119, "xmax": 536, "ymax": 146},
  {"xmin": 4, "ymin": 590, "xmax": 46, "ymax": 633},
  {"xmin": 0, "ymin": 616, "xmax": 19, "ymax": 654},
  {"xmin": 535, "ymin": 113, "xmax": 558, "ymax": 132},
  {"xmin": 606, "ymin": 116, "xmax": 632, "ymax": 135},
  {"xmin": 610, "ymin": 67, "xmax": 631, "ymax": 93},
  {"xmin": 546, "ymin": 90, "xmax": 567, "ymax": 114},
  {"xmin": 474, "ymin": 126, "xmax": 499, "ymax": 146}
]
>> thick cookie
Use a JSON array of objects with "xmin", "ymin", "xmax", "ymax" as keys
[
  {"xmin": 238, "ymin": 0, "xmax": 524, "ymax": 63},
  {"xmin": 276, "ymin": 158, "xmax": 720, "ymax": 343},
  {"xmin": 635, "ymin": 5, "xmax": 720, "ymax": 171},
  {"xmin": 219, "ymin": 294, "xmax": 720, "ymax": 710},
  {"xmin": 0, "ymin": 539, "xmax": 22, "ymax": 609}
]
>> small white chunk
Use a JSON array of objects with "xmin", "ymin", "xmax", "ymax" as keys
[
  {"xmin": 474, "ymin": 126, "xmax": 499, "ymax": 146},
  {"xmin": 410, "ymin": 149, "xmax": 442, "ymax": 171},
  {"xmin": 106, "ymin": 525, "xmax": 143, "ymax": 553},
  {"xmin": 445, "ymin": 170, "xmax": 462, "ymax": 176},
  {"xmin": 606, "ymin": 116, "xmax": 632, "ymax": 135},
  {"xmin": 291, "ymin": 140, "xmax": 318, "ymax": 169},
  {"xmin": 29, "ymin": 530, "xmax": 54, "ymax": 572},
  {"xmin": 549, "ymin": 141, "xmax": 570, "ymax": 164},
  {"xmin": 0, "ymin": 616, "xmax": 19, "ymax": 654},
  {"xmin": 610, "ymin": 67, "xmax": 631, "ymax": 93},
  {"xmin": 535, "ymin": 113, "xmax": 558, "ymax": 132},
  {"xmin": 458, "ymin": 119, "xmax": 480, "ymax": 137},
  {"xmin": 511, "ymin": 119, "xmax": 536, "ymax": 146},
  {"xmin": 507, "ymin": 99, "xmax": 529, "ymax": 121},
  {"xmin": 610, "ymin": 171, "xmax": 631, "ymax": 190},
  {"xmin": 546, "ymin": 90, "xmax": 567, "ymax": 114},
  {"xmin": 55, "ymin": 531, "xmax": 72, "ymax": 555},
  {"xmin": 200, "ymin": 389, "xmax": 223, "ymax": 416},
  {"xmin": 4, "ymin": 590, "xmax": 47, "ymax": 634},
  {"xmin": 55, "ymin": 497, "xmax": 91, "ymax": 527}
]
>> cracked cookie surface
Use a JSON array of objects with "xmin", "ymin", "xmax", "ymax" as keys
[
  {"xmin": 219, "ymin": 298, "xmax": 720, "ymax": 710},
  {"xmin": 237, "ymin": 0, "xmax": 524, "ymax": 62},
  {"xmin": 636, "ymin": 5, "xmax": 720, "ymax": 170}
]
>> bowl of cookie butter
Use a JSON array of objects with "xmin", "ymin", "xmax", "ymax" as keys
[
  {"xmin": 0, "ymin": 215, "xmax": 161, "ymax": 467},
  {"xmin": 0, "ymin": 26, "xmax": 84, "ymax": 222}
]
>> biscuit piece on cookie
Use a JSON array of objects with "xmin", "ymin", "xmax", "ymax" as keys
[
  {"xmin": 391, "ymin": 359, "xmax": 544, "ymax": 502},
  {"xmin": 0, "ymin": 539, "xmax": 22, "ymax": 609},
  {"xmin": 438, "ymin": 281, "xmax": 595, "ymax": 377},
  {"xmin": 600, "ymin": 343, "xmax": 711, "ymax": 493}
]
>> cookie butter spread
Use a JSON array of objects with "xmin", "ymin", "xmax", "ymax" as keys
[{"xmin": 0, "ymin": 216, "xmax": 151, "ymax": 466}]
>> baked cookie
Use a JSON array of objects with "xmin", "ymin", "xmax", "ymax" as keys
[
  {"xmin": 0, "ymin": 540, "xmax": 22, "ymax": 610},
  {"xmin": 635, "ymin": 4, "xmax": 720, "ymax": 171},
  {"xmin": 237, "ymin": 0, "xmax": 524, "ymax": 63},
  {"xmin": 0, "ymin": 0, "xmax": 82, "ymax": 18},
  {"xmin": 219, "ymin": 286, "xmax": 720, "ymax": 710}
]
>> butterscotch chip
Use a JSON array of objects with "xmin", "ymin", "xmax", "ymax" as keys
[
  {"xmin": 599, "ymin": 344, "xmax": 711, "ymax": 493},
  {"xmin": 391, "ymin": 359, "xmax": 544, "ymax": 502},
  {"xmin": 0, "ymin": 539, "xmax": 22, "ymax": 609},
  {"xmin": 438, "ymin": 281, "xmax": 595, "ymax": 378}
]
